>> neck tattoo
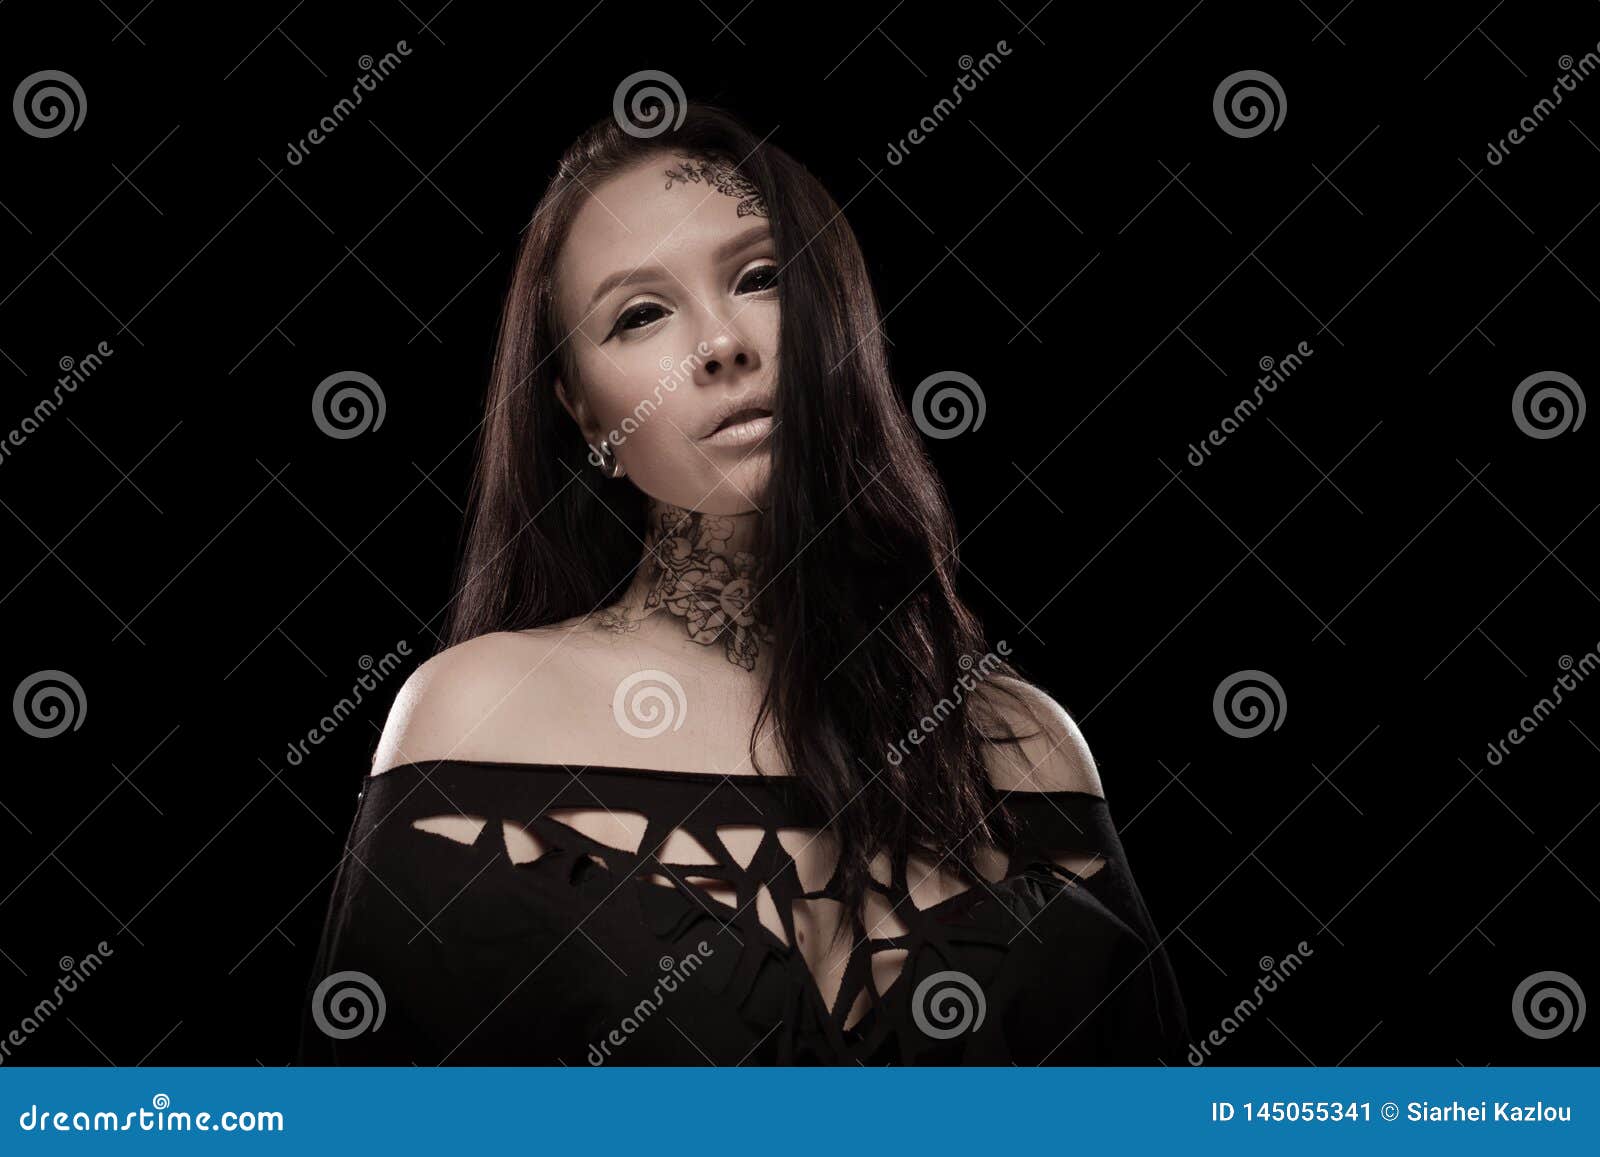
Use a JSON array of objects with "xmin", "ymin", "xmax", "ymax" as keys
[{"xmin": 597, "ymin": 505, "xmax": 771, "ymax": 670}]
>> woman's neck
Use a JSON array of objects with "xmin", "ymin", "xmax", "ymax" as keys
[{"xmin": 597, "ymin": 500, "xmax": 771, "ymax": 671}]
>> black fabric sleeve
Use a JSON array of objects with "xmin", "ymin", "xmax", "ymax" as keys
[
  {"xmin": 1000, "ymin": 789, "xmax": 1193, "ymax": 1064},
  {"xmin": 295, "ymin": 783, "xmax": 370, "ymax": 1066}
]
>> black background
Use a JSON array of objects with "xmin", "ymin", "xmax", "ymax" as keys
[{"xmin": 1, "ymin": 0, "xmax": 1596, "ymax": 1065}]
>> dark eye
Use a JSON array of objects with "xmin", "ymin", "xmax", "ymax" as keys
[
  {"xmin": 737, "ymin": 264, "xmax": 780, "ymax": 294},
  {"xmin": 616, "ymin": 303, "xmax": 667, "ymax": 333}
]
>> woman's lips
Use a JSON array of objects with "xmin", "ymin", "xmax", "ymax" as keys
[{"xmin": 700, "ymin": 410, "xmax": 774, "ymax": 447}]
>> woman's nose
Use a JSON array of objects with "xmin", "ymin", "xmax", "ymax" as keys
[{"xmin": 694, "ymin": 327, "xmax": 759, "ymax": 384}]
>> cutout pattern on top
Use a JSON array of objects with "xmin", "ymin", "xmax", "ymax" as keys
[{"xmin": 305, "ymin": 762, "xmax": 1188, "ymax": 1066}]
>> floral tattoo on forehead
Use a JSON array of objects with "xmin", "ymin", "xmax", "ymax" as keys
[
  {"xmin": 596, "ymin": 506, "xmax": 772, "ymax": 669},
  {"xmin": 662, "ymin": 156, "xmax": 769, "ymax": 218}
]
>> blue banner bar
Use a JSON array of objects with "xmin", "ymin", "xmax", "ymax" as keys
[{"xmin": 3, "ymin": 1067, "xmax": 1596, "ymax": 1153}]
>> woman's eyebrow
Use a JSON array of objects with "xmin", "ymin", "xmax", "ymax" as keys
[{"xmin": 584, "ymin": 224, "xmax": 773, "ymax": 314}]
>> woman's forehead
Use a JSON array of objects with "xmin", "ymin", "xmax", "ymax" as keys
[{"xmin": 558, "ymin": 157, "xmax": 768, "ymax": 303}]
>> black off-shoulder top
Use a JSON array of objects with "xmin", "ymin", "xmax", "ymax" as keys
[{"xmin": 296, "ymin": 760, "xmax": 1189, "ymax": 1065}]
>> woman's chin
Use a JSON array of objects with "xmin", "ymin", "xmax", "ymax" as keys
[
  {"xmin": 687, "ymin": 462, "xmax": 771, "ymax": 516},
  {"xmin": 691, "ymin": 492, "xmax": 768, "ymax": 517}
]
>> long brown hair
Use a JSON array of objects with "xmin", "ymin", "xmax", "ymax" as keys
[{"xmin": 445, "ymin": 102, "xmax": 1034, "ymax": 948}]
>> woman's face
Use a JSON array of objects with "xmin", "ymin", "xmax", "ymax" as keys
[{"xmin": 553, "ymin": 153, "xmax": 779, "ymax": 515}]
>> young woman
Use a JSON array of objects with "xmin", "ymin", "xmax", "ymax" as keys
[{"xmin": 298, "ymin": 103, "xmax": 1188, "ymax": 1065}]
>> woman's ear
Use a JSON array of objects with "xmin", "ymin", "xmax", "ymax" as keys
[
  {"xmin": 556, "ymin": 375, "xmax": 626, "ymax": 479},
  {"xmin": 554, "ymin": 374, "xmax": 580, "ymax": 423},
  {"xmin": 554, "ymin": 375, "xmax": 598, "ymax": 440}
]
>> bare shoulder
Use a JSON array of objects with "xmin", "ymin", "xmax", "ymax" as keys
[
  {"xmin": 369, "ymin": 627, "xmax": 599, "ymax": 775},
  {"xmin": 973, "ymin": 674, "xmax": 1105, "ymax": 798}
]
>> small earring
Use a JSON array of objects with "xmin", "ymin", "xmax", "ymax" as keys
[{"xmin": 592, "ymin": 440, "xmax": 624, "ymax": 480}]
